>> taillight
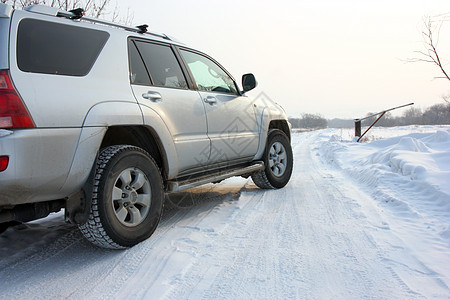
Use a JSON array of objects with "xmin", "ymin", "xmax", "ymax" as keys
[
  {"xmin": 0, "ymin": 156, "xmax": 8, "ymax": 172},
  {"xmin": 0, "ymin": 70, "xmax": 35, "ymax": 129}
]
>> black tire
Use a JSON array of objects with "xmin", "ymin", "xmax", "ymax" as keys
[
  {"xmin": 79, "ymin": 145, "xmax": 164, "ymax": 249},
  {"xmin": 0, "ymin": 221, "xmax": 21, "ymax": 234},
  {"xmin": 252, "ymin": 129, "xmax": 293, "ymax": 189},
  {"xmin": 0, "ymin": 222, "xmax": 9, "ymax": 234}
]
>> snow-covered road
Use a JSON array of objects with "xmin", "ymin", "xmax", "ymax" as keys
[{"xmin": 1, "ymin": 128, "xmax": 449, "ymax": 299}]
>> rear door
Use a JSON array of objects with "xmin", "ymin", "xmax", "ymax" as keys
[{"xmin": 129, "ymin": 39, "xmax": 210, "ymax": 172}]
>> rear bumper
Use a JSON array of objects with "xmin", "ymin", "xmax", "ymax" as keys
[{"xmin": 0, "ymin": 128, "xmax": 81, "ymax": 206}]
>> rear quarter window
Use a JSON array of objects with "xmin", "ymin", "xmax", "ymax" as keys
[{"xmin": 17, "ymin": 19, "xmax": 109, "ymax": 76}]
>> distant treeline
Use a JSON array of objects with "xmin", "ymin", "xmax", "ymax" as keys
[{"xmin": 289, "ymin": 103, "xmax": 450, "ymax": 129}]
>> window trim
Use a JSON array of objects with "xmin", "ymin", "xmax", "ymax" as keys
[
  {"xmin": 176, "ymin": 47, "xmax": 241, "ymax": 96},
  {"xmin": 128, "ymin": 38, "xmax": 192, "ymax": 90},
  {"xmin": 128, "ymin": 39, "xmax": 152, "ymax": 86}
]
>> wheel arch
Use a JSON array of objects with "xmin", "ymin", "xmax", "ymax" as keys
[
  {"xmin": 253, "ymin": 117, "xmax": 292, "ymax": 160},
  {"xmin": 100, "ymin": 125, "xmax": 168, "ymax": 180},
  {"xmin": 269, "ymin": 120, "xmax": 291, "ymax": 141}
]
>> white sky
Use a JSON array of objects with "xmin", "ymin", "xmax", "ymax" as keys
[{"xmin": 124, "ymin": 0, "xmax": 450, "ymax": 119}]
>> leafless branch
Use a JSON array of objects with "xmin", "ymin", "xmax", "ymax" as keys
[
  {"xmin": 443, "ymin": 94, "xmax": 450, "ymax": 104},
  {"xmin": 407, "ymin": 14, "xmax": 450, "ymax": 81}
]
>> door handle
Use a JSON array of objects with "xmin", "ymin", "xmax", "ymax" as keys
[
  {"xmin": 142, "ymin": 91, "xmax": 162, "ymax": 102},
  {"xmin": 204, "ymin": 96, "xmax": 217, "ymax": 104}
]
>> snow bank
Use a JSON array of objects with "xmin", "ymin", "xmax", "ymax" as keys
[
  {"xmin": 318, "ymin": 127, "xmax": 450, "ymax": 198},
  {"xmin": 314, "ymin": 126, "xmax": 450, "ymax": 281}
]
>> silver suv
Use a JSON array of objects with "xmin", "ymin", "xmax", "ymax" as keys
[{"xmin": 0, "ymin": 4, "xmax": 293, "ymax": 248}]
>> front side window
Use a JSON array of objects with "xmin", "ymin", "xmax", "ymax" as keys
[
  {"xmin": 17, "ymin": 19, "xmax": 109, "ymax": 76},
  {"xmin": 134, "ymin": 41, "xmax": 187, "ymax": 89},
  {"xmin": 180, "ymin": 50, "xmax": 238, "ymax": 95}
]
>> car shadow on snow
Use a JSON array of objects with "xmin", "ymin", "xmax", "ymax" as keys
[{"xmin": 0, "ymin": 179, "xmax": 257, "ymax": 269}]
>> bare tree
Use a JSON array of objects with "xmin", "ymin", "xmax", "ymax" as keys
[
  {"xmin": 402, "ymin": 107, "xmax": 423, "ymax": 125},
  {"xmin": 1, "ymin": 0, "xmax": 133, "ymax": 23},
  {"xmin": 423, "ymin": 103, "xmax": 450, "ymax": 124},
  {"xmin": 409, "ymin": 14, "xmax": 450, "ymax": 81},
  {"xmin": 288, "ymin": 114, "xmax": 327, "ymax": 129},
  {"xmin": 443, "ymin": 93, "xmax": 450, "ymax": 104},
  {"xmin": 300, "ymin": 113, "xmax": 327, "ymax": 129}
]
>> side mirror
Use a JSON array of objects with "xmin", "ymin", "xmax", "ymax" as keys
[{"xmin": 242, "ymin": 73, "xmax": 257, "ymax": 92}]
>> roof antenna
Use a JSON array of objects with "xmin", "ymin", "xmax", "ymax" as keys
[
  {"xmin": 69, "ymin": 8, "xmax": 84, "ymax": 19},
  {"xmin": 136, "ymin": 24, "xmax": 148, "ymax": 34}
]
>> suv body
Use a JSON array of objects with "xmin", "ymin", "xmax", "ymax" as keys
[{"xmin": 0, "ymin": 4, "xmax": 293, "ymax": 248}]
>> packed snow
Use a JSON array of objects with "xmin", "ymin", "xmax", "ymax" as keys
[{"xmin": 1, "ymin": 125, "xmax": 449, "ymax": 299}]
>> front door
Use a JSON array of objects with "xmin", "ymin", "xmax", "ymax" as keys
[{"xmin": 179, "ymin": 49, "xmax": 259, "ymax": 165}]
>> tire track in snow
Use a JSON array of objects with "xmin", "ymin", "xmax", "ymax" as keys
[
  {"xmin": 0, "ymin": 189, "xmax": 244, "ymax": 300},
  {"xmin": 91, "ymin": 187, "xmax": 246, "ymax": 299},
  {"xmin": 302, "ymin": 132, "xmax": 422, "ymax": 299},
  {"xmin": 164, "ymin": 187, "xmax": 304, "ymax": 299},
  {"xmin": 162, "ymin": 132, "xmax": 427, "ymax": 299}
]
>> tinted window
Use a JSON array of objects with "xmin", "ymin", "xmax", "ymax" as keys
[
  {"xmin": 128, "ymin": 41, "xmax": 151, "ymax": 85},
  {"xmin": 134, "ymin": 41, "xmax": 187, "ymax": 89},
  {"xmin": 180, "ymin": 50, "xmax": 238, "ymax": 95},
  {"xmin": 17, "ymin": 19, "xmax": 109, "ymax": 76}
]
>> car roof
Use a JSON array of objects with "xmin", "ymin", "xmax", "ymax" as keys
[{"xmin": 18, "ymin": 4, "xmax": 186, "ymax": 47}]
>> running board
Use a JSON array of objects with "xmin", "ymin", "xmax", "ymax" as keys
[{"xmin": 167, "ymin": 162, "xmax": 264, "ymax": 193}]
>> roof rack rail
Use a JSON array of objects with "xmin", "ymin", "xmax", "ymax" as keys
[
  {"xmin": 24, "ymin": 5, "xmax": 171, "ymax": 40},
  {"xmin": 57, "ymin": 9, "xmax": 171, "ymax": 40}
]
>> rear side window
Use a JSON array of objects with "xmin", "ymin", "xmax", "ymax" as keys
[
  {"xmin": 132, "ymin": 41, "xmax": 187, "ymax": 89},
  {"xmin": 17, "ymin": 19, "xmax": 109, "ymax": 76},
  {"xmin": 128, "ymin": 41, "xmax": 152, "ymax": 85}
]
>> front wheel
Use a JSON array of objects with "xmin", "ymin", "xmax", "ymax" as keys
[
  {"xmin": 252, "ymin": 129, "xmax": 293, "ymax": 189},
  {"xmin": 79, "ymin": 145, "xmax": 164, "ymax": 249}
]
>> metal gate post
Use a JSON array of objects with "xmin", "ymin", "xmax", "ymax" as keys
[{"xmin": 354, "ymin": 120, "xmax": 361, "ymax": 138}]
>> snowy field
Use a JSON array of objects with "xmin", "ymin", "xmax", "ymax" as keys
[{"xmin": 1, "ymin": 125, "xmax": 449, "ymax": 299}]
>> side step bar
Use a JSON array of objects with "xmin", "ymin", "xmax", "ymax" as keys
[{"xmin": 167, "ymin": 162, "xmax": 264, "ymax": 193}]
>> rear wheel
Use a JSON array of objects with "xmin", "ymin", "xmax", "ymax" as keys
[
  {"xmin": 252, "ymin": 129, "xmax": 293, "ymax": 189},
  {"xmin": 79, "ymin": 145, "xmax": 164, "ymax": 249}
]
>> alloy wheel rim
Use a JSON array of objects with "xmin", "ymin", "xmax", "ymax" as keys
[
  {"xmin": 269, "ymin": 141, "xmax": 287, "ymax": 177},
  {"xmin": 111, "ymin": 167, "xmax": 151, "ymax": 227}
]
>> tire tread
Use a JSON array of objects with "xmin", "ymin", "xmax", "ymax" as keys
[
  {"xmin": 251, "ymin": 169, "xmax": 275, "ymax": 189},
  {"xmin": 251, "ymin": 129, "xmax": 293, "ymax": 190},
  {"xmin": 78, "ymin": 145, "xmax": 161, "ymax": 249}
]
